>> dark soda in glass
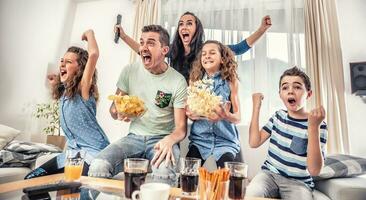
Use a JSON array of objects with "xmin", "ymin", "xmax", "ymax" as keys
[
  {"xmin": 181, "ymin": 173, "xmax": 199, "ymax": 193},
  {"xmin": 228, "ymin": 175, "xmax": 247, "ymax": 199},
  {"xmin": 124, "ymin": 170, "xmax": 147, "ymax": 198}
]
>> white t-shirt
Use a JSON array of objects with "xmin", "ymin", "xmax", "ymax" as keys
[{"xmin": 117, "ymin": 61, "xmax": 187, "ymax": 136}]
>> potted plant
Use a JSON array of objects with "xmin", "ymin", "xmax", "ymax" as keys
[{"xmin": 34, "ymin": 100, "xmax": 65, "ymax": 149}]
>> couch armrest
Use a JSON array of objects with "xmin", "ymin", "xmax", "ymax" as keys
[{"xmin": 315, "ymin": 175, "xmax": 366, "ymax": 200}]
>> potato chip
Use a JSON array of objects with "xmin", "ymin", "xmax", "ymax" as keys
[{"xmin": 108, "ymin": 94, "xmax": 146, "ymax": 118}]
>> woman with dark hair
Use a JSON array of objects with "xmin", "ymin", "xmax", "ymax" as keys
[
  {"xmin": 116, "ymin": 12, "xmax": 271, "ymax": 81},
  {"xmin": 169, "ymin": 12, "xmax": 205, "ymax": 80}
]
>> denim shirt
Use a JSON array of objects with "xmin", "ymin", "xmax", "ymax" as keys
[
  {"xmin": 59, "ymin": 94, "xmax": 110, "ymax": 165},
  {"xmin": 188, "ymin": 73, "xmax": 240, "ymax": 161}
]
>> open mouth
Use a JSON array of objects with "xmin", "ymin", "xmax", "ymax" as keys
[
  {"xmin": 142, "ymin": 54, "xmax": 152, "ymax": 64},
  {"xmin": 181, "ymin": 33, "xmax": 190, "ymax": 43},
  {"xmin": 60, "ymin": 69, "xmax": 67, "ymax": 77},
  {"xmin": 287, "ymin": 97, "xmax": 296, "ymax": 105}
]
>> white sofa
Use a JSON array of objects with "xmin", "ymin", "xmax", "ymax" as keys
[
  {"xmin": 0, "ymin": 167, "xmax": 32, "ymax": 184},
  {"xmin": 0, "ymin": 124, "xmax": 56, "ymax": 184},
  {"xmin": 315, "ymin": 174, "xmax": 366, "ymax": 200},
  {"xmin": 0, "ymin": 153, "xmax": 59, "ymax": 184}
]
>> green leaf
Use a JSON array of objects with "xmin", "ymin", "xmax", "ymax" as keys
[{"xmin": 34, "ymin": 101, "xmax": 60, "ymax": 135}]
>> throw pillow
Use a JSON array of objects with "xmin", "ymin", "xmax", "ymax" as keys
[
  {"xmin": 0, "ymin": 124, "xmax": 21, "ymax": 149},
  {"xmin": 314, "ymin": 154, "xmax": 366, "ymax": 181}
]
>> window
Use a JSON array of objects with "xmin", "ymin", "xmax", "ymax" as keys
[{"xmin": 161, "ymin": 0, "xmax": 305, "ymax": 124}]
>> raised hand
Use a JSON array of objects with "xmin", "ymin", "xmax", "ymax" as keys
[
  {"xmin": 151, "ymin": 136, "xmax": 176, "ymax": 168},
  {"xmin": 252, "ymin": 93, "xmax": 264, "ymax": 110},
  {"xmin": 115, "ymin": 24, "xmax": 127, "ymax": 39},
  {"xmin": 47, "ymin": 74, "xmax": 58, "ymax": 87},
  {"xmin": 81, "ymin": 29, "xmax": 94, "ymax": 41},
  {"xmin": 260, "ymin": 15, "xmax": 272, "ymax": 31},
  {"xmin": 308, "ymin": 106, "xmax": 326, "ymax": 128}
]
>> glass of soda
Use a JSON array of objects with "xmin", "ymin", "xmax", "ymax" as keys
[
  {"xmin": 225, "ymin": 162, "xmax": 248, "ymax": 199},
  {"xmin": 124, "ymin": 158, "xmax": 149, "ymax": 198},
  {"xmin": 180, "ymin": 157, "xmax": 201, "ymax": 196}
]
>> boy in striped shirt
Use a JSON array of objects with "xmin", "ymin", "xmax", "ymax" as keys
[{"xmin": 246, "ymin": 66, "xmax": 327, "ymax": 199}]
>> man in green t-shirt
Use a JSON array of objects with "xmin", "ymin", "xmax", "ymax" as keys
[{"xmin": 88, "ymin": 25, "xmax": 187, "ymax": 186}]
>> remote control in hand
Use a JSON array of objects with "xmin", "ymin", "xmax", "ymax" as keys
[{"xmin": 114, "ymin": 14, "xmax": 122, "ymax": 43}]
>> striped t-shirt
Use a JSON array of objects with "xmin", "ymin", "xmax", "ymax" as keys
[{"xmin": 261, "ymin": 109, "xmax": 328, "ymax": 189}]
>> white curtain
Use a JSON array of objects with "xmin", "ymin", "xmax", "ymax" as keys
[
  {"xmin": 304, "ymin": 0, "xmax": 349, "ymax": 154},
  {"xmin": 161, "ymin": 0, "xmax": 305, "ymax": 124},
  {"xmin": 130, "ymin": 0, "xmax": 160, "ymax": 63}
]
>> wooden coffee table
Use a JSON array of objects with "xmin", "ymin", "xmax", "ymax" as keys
[{"xmin": 0, "ymin": 173, "xmax": 274, "ymax": 199}]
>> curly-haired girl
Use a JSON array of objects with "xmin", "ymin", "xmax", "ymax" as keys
[
  {"xmin": 186, "ymin": 40, "xmax": 241, "ymax": 168},
  {"xmin": 25, "ymin": 30, "xmax": 110, "ymax": 179}
]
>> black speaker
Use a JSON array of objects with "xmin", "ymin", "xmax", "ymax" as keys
[{"xmin": 350, "ymin": 62, "xmax": 366, "ymax": 95}]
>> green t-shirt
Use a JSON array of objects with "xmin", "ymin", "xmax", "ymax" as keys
[{"xmin": 117, "ymin": 61, "xmax": 187, "ymax": 136}]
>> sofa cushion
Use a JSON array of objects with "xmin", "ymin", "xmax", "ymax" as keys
[
  {"xmin": 0, "ymin": 153, "xmax": 59, "ymax": 184},
  {"xmin": 1, "ymin": 141, "xmax": 62, "ymax": 168},
  {"xmin": 315, "ymin": 154, "xmax": 366, "ymax": 181},
  {"xmin": 313, "ymin": 189, "xmax": 331, "ymax": 200},
  {"xmin": 0, "ymin": 124, "xmax": 20, "ymax": 149},
  {"xmin": 315, "ymin": 175, "xmax": 366, "ymax": 200},
  {"xmin": 34, "ymin": 153, "xmax": 59, "ymax": 168}
]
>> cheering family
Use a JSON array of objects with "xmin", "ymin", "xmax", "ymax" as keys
[{"xmin": 26, "ymin": 11, "xmax": 326, "ymax": 200}]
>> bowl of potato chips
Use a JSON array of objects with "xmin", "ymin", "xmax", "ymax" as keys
[{"xmin": 108, "ymin": 94, "xmax": 147, "ymax": 119}]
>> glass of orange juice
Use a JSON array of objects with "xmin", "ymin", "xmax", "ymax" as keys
[{"xmin": 64, "ymin": 150, "xmax": 85, "ymax": 182}]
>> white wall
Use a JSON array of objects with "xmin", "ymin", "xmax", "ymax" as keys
[
  {"xmin": 0, "ymin": 0, "xmax": 75, "ymax": 142},
  {"xmin": 69, "ymin": 0, "xmax": 135, "ymax": 142},
  {"xmin": 336, "ymin": 0, "xmax": 366, "ymax": 157},
  {"xmin": 0, "ymin": 0, "xmax": 134, "ymax": 143}
]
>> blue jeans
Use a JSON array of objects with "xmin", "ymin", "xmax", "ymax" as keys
[
  {"xmin": 88, "ymin": 133, "xmax": 180, "ymax": 186},
  {"xmin": 246, "ymin": 170, "xmax": 313, "ymax": 200}
]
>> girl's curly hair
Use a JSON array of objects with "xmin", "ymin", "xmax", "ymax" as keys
[
  {"xmin": 189, "ymin": 40, "xmax": 238, "ymax": 83},
  {"xmin": 51, "ymin": 46, "xmax": 99, "ymax": 101}
]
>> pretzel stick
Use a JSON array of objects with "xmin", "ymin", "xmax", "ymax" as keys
[
  {"xmin": 218, "ymin": 170, "xmax": 225, "ymax": 199},
  {"xmin": 199, "ymin": 167, "xmax": 207, "ymax": 200},
  {"xmin": 198, "ymin": 167, "xmax": 231, "ymax": 200}
]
